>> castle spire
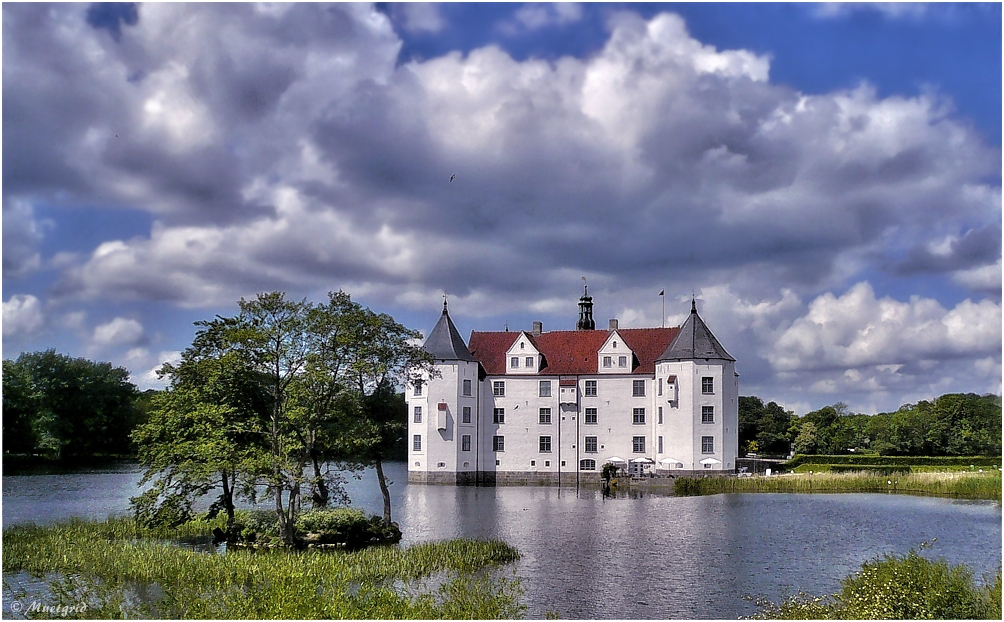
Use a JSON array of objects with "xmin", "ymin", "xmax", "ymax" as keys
[{"xmin": 576, "ymin": 278, "xmax": 595, "ymax": 330}]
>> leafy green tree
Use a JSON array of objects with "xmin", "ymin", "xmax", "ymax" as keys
[
  {"xmin": 307, "ymin": 291, "xmax": 435, "ymax": 525},
  {"xmin": 2, "ymin": 359, "xmax": 39, "ymax": 454},
  {"xmin": 793, "ymin": 421, "xmax": 819, "ymax": 455},
  {"xmin": 739, "ymin": 396, "xmax": 794, "ymax": 456},
  {"xmin": 3, "ymin": 350, "xmax": 138, "ymax": 458},
  {"xmin": 130, "ymin": 318, "xmax": 268, "ymax": 530}
]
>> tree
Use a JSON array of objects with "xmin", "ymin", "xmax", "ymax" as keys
[
  {"xmin": 2, "ymin": 359, "xmax": 39, "ymax": 454},
  {"xmin": 739, "ymin": 396, "xmax": 794, "ymax": 456},
  {"xmin": 2, "ymin": 350, "xmax": 138, "ymax": 458},
  {"xmin": 793, "ymin": 421, "xmax": 819, "ymax": 455},
  {"xmin": 307, "ymin": 291, "xmax": 435, "ymax": 526},
  {"xmin": 130, "ymin": 317, "xmax": 268, "ymax": 531}
]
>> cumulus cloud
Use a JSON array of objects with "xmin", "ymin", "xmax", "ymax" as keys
[
  {"xmin": 390, "ymin": 3, "xmax": 446, "ymax": 34},
  {"xmin": 2, "ymin": 199, "xmax": 46, "ymax": 278},
  {"xmin": 501, "ymin": 3, "xmax": 583, "ymax": 34},
  {"xmin": 2, "ymin": 294, "xmax": 45, "ymax": 338},
  {"xmin": 91, "ymin": 317, "xmax": 146, "ymax": 348},
  {"xmin": 2, "ymin": 5, "xmax": 1000, "ymax": 412},
  {"xmin": 771, "ymin": 282, "xmax": 1001, "ymax": 372}
]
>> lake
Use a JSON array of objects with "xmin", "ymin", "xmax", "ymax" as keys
[{"xmin": 3, "ymin": 461, "xmax": 1001, "ymax": 619}]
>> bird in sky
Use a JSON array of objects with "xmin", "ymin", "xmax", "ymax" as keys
[{"xmin": 450, "ymin": 173, "xmax": 456, "ymax": 182}]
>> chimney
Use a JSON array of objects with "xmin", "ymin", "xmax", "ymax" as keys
[
  {"xmin": 532, "ymin": 321, "xmax": 542, "ymax": 336},
  {"xmin": 608, "ymin": 318, "xmax": 619, "ymax": 330}
]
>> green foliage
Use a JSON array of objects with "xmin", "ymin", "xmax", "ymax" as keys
[
  {"xmin": 2, "ymin": 518, "xmax": 522, "ymax": 619},
  {"xmin": 2, "ymin": 350, "xmax": 139, "ymax": 459},
  {"xmin": 295, "ymin": 508, "xmax": 402, "ymax": 549},
  {"xmin": 785, "ymin": 454, "xmax": 1002, "ymax": 468},
  {"xmin": 754, "ymin": 549, "xmax": 1003, "ymax": 619},
  {"xmin": 675, "ymin": 470, "xmax": 1001, "ymax": 500},
  {"xmin": 738, "ymin": 396, "xmax": 793, "ymax": 456},
  {"xmin": 601, "ymin": 462, "xmax": 619, "ymax": 482},
  {"xmin": 743, "ymin": 393, "xmax": 1001, "ymax": 458}
]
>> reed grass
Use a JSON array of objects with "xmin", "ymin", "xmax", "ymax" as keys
[
  {"xmin": 676, "ymin": 470, "xmax": 1002, "ymax": 500},
  {"xmin": 2, "ymin": 518, "xmax": 523, "ymax": 619}
]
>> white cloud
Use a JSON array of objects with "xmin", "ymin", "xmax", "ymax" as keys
[
  {"xmin": 813, "ymin": 3, "xmax": 929, "ymax": 20},
  {"xmin": 953, "ymin": 258, "xmax": 1002, "ymax": 292},
  {"xmin": 135, "ymin": 350, "xmax": 182, "ymax": 390},
  {"xmin": 92, "ymin": 317, "xmax": 146, "ymax": 348},
  {"xmin": 509, "ymin": 3, "xmax": 583, "ymax": 32},
  {"xmin": 394, "ymin": 3, "xmax": 446, "ymax": 34},
  {"xmin": 2, "ymin": 294, "xmax": 45, "ymax": 338},
  {"xmin": 770, "ymin": 282, "xmax": 1001, "ymax": 372},
  {"xmin": 2, "ymin": 199, "xmax": 46, "ymax": 278}
]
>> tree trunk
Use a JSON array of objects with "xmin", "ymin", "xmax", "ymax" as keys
[
  {"xmin": 221, "ymin": 470, "xmax": 235, "ymax": 529},
  {"xmin": 311, "ymin": 452, "xmax": 329, "ymax": 507},
  {"xmin": 375, "ymin": 458, "xmax": 392, "ymax": 526}
]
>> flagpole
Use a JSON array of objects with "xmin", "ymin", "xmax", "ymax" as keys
[{"xmin": 659, "ymin": 289, "xmax": 665, "ymax": 328}]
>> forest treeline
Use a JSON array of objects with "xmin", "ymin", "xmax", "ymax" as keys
[{"xmin": 740, "ymin": 393, "xmax": 1002, "ymax": 457}]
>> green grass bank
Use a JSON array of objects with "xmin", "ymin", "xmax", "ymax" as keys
[
  {"xmin": 676, "ymin": 470, "xmax": 1002, "ymax": 500},
  {"xmin": 752, "ymin": 548, "xmax": 1002, "ymax": 619},
  {"xmin": 2, "ymin": 517, "xmax": 523, "ymax": 619}
]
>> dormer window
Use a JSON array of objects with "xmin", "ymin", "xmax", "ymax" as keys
[
  {"xmin": 520, "ymin": 342, "xmax": 525, "ymax": 349},
  {"xmin": 603, "ymin": 356, "xmax": 612, "ymax": 368},
  {"xmin": 618, "ymin": 356, "xmax": 627, "ymax": 368},
  {"xmin": 511, "ymin": 357, "xmax": 519, "ymax": 368},
  {"xmin": 525, "ymin": 356, "xmax": 535, "ymax": 369},
  {"xmin": 613, "ymin": 341, "xmax": 617, "ymax": 348}
]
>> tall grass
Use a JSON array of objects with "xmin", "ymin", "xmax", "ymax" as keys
[
  {"xmin": 2, "ymin": 518, "xmax": 523, "ymax": 619},
  {"xmin": 753, "ymin": 549, "xmax": 1003, "ymax": 619},
  {"xmin": 676, "ymin": 470, "xmax": 1002, "ymax": 500}
]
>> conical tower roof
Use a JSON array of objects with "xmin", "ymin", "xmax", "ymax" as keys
[
  {"xmin": 657, "ymin": 299, "xmax": 735, "ymax": 362},
  {"xmin": 423, "ymin": 300, "xmax": 477, "ymax": 361}
]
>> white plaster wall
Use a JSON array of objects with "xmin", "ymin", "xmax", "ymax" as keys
[{"xmin": 479, "ymin": 375, "xmax": 562, "ymax": 473}]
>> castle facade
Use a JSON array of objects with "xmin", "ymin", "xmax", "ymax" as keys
[{"xmin": 407, "ymin": 289, "xmax": 738, "ymax": 484}]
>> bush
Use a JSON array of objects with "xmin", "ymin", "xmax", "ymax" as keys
[
  {"xmin": 295, "ymin": 508, "xmax": 401, "ymax": 549},
  {"xmin": 755, "ymin": 549, "xmax": 1003, "ymax": 619},
  {"xmin": 233, "ymin": 509, "xmax": 281, "ymax": 544}
]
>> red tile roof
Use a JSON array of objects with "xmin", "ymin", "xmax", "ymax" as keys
[{"xmin": 468, "ymin": 327, "xmax": 680, "ymax": 376}]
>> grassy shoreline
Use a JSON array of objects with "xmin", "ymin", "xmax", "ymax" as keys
[
  {"xmin": 2, "ymin": 517, "xmax": 523, "ymax": 619},
  {"xmin": 676, "ymin": 470, "xmax": 1002, "ymax": 500}
]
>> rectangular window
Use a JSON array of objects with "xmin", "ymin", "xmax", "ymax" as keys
[
  {"xmin": 413, "ymin": 435, "xmax": 422, "ymax": 451},
  {"xmin": 658, "ymin": 435, "xmax": 664, "ymax": 453},
  {"xmin": 619, "ymin": 355, "xmax": 627, "ymax": 368},
  {"xmin": 493, "ymin": 408, "xmax": 505, "ymax": 424},
  {"xmin": 539, "ymin": 381, "xmax": 551, "ymax": 397},
  {"xmin": 603, "ymin": 356, "xmax": 612, "ymax": 368},
  {"xmin": 493, "ymin": 436, "xmax": 505, "ymax": 452},
  {"xmin": 702, "ymin": 436, "xmax": 714, "ymax": 454},
  {"xmin": 463, "ymin": 379, "xmax": 472, "ymax": 396},
  {"xmin": 584, "ymin": 436, "xmax": 597, "ymax": 453},
  {"xmin": 413, "ymin": 381, "xmax": 423, "ymax": 396},
  {"xmin": 633, "ymin": 408, "xmax": 645, "ymax": 425},
  {"xmin": 526, "ymin": 356, "xmax": 535, "ymax": 369},
  {"xmin": 539, "ymin": 436, "xmax": 552, "ymax": 452},
  {"xmin": 584, "ymin": 408, "xmax": 597, "ymax": 424},
  {"xmin": 702, "ymin": 377, "xmax": 714, "ymax": 394},
  {"xmin": 462, "ymin": 406, "xmax": 471, "ymax": 424},
  {"xmin": 658, "ymin": 380, "xmax": 662, "ymax": 396},
  {"xmin": 493, "ymin": 381, "xmax": 505, "ymax": 396},
  {"xmin": 511, "ymin": 356, "xmax": 519, "ymax": 368},
  {"xmin": 658, "ymin": 406, "xmax": 663, "ymax": 424},
  {"xmin": 632, "ymin": 436, "xmax": 645, "ymax": 453},
  {"xmin": 702, "ymin": 406, "xmax": 714, "ymax": 424},
  {"xmin": 633, "ymin": 380, "xmax": 646, "ymax": 397},
  {"xmin": 462, "ymin": 434, "xmax": 471, "ymax": 452},
  {"xmin": 580, "ymin": 459, "xmax": 596, "ymax": 471},
  {"xmin": 539, "ymin": 408, "xmax": 552, "ymax": 424},
  {"xmin": 413, "ymin": 406, "xmax": 422, "ymax": 423},
  {"xmin": 584, "ymin": 380, "xmax": 597, "ymax": 396}
]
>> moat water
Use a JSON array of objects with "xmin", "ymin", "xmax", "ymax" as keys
[{"xmin": 3, "ymin": 461, "xmax": 1001, "ymax": 619}]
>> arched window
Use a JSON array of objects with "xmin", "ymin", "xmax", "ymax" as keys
[{"xmin": 579, "ymin": 459, "xmax": 596, "ymax": 471}]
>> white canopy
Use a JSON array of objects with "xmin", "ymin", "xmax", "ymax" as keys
[
  {"xmin": 606, "ymin": 456, "xmax": 627, "ymax": 464},
  {"xmin": 659, "ymin": 458, "xmax": 683, "ymax": 466},
  {"xmin": 700, "ymin": 457, "xmax": 722, "ymax": 465},
  {"xmin": 630, "ymin": 457, "xmax": 654, "ymax": 463}
]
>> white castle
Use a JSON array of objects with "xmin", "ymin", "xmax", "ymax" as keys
[{"xmin": 407, "ymin": 288, "xmax": 738, "ymax": 484}]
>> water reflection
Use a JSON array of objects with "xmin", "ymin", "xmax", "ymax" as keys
[{"xmin": 3, "ymin": 462, "xmax": 1001, "ymax": 619}]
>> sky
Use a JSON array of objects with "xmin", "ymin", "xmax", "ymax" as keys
[{"xmin": 3, "ymin": 2, "xmax": 1001, "ymax": 416}]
